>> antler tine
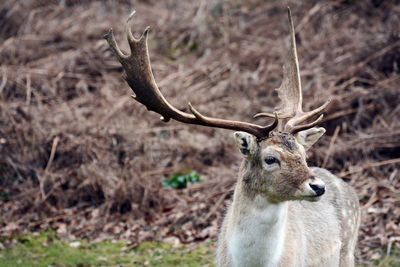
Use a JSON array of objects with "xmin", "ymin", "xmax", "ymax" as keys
[
  {"xmin": 287, "ymin": 6, "xmax": 302, "ymax": 114},
  {"xmin": 269, "ymin": 7, "xmax": 330, "ymax": 133},
  {"xmin": 290, "ymin": 114, "xmax": 324, "ymax": 134},
  {"xmin": 105, "ymin": 11, "xmax": 278, "ymax": 140},
  {"xmin": 284, "ymin": 99, "xmax": 330, "ymax": 133},
  {"xmin": 254, "ymin": 112, "xmax": 291, "ymax": 119},
  {"xmin": 189, "ymin": 104, "xmax": 279, "ymax": 139}
]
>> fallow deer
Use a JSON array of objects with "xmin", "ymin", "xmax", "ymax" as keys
[{"xmin": 105, "ymin": 7, "xmax": 360, "ymax": 267}]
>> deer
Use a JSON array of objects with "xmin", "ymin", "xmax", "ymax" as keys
[{"xmin": 104, "ymin": 7, "xmax": 360, "ymax": 267}]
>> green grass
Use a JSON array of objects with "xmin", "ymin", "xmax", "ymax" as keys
[
  {"xmin": 0, "ymin": 232, "xmax": 399, "ymax": 267},
  {"xmin": 361, "ymin": 249, "xmax": 400, "ymax": 267},
  {"xmin": 0, "ymin": 232, "xmax": 215, "ymax": 267}
]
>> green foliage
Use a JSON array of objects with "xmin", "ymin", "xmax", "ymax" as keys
[
  {"xmin": 162, "ymin": 171, "xmax": 202, "ymax": 189},
  {"xmin": 343, "ymin": 0, "xmax": 360, "ymax": 4},
  {"xmin": 0, "ymin": 232, "xmax": 399, "ymax": 267},
  {"xmin": 363, "ymin": 248, "xmax": 400, "ymax": 267},
  {"xmin": 1, "ymin": 191, "xmax": 10, "ymax": 201},
  {"xmin": 0, "ymin": 232, "xmax": 127, "ymax": 267},
  {"xmin": 189, "ymin": 42, "xmax": 198, "ymax": 52},
  {"xmin": 134, "ymin": 241, "xmax": 214, "ymax": 266},
  {"xmin": 0, "ymin": 232, "xmax": 215, "ymax": 267}
]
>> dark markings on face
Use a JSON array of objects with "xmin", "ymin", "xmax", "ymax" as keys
[
  {"xmin": 265, "ymin": 132, "xmax": 298, "ymax": 153},
  {"xmin": 278, "ymin": 133, "xmax": 297, "ymax": 152}
]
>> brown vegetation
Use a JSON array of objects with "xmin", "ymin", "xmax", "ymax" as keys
[{"xmin": 0, "ymin": 0, "xmax": 399, "ymax": 263}]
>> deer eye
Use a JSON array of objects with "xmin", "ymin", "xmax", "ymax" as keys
[{"xmin": 264, "ymin": 156, "xmax": 279, "ymax": 165}]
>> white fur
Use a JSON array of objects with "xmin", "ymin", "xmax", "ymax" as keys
[{"xmin": 228, "ymin": 196, "xmax": 287, "ymax": 267}]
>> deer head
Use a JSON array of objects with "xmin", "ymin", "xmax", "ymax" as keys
[
  {"xmin": 104, "ymin": 8, "xmax": 330, "ymax": 200},
  {"xmin": 234, "ymin": 128, "xmax": 326, "ymax": 202}
]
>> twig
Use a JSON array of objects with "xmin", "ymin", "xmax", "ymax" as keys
[
  {"xmin": 45, "ymin": 136, "xmax": 60, "ymax": 173},
  {"xmin": 365, "ymin": 158, "xmax": 400, "ymax": 168},
  {"xmin": 142, "ymin": 166, "xmax": 180, "ymax": 177},
  {"xmin": 41, "ymin": 180, "xmax": 63, "ymax": 203},
  {"xmin": 3, "ymin": 107, "xmax": 25, "ymax": 153},
  {"xmin": 6, "ymin": 156, "xmax": 24, "ymax": 182},
  {"xmin": 333, "ymin": 77, "xmax": 371, "ymax": 92},
  {"xmin": 201, "ymin": 190, "xmax": 230, "ymax": 224},
  {"xmin": 0, "ymin": 67, "xmax": 7, "ymax": 95},
  {"xmin": 26, "ymin": 73, "xmax": 32, "ymax": 106},
  {"xmin": 3, "ymin": 64, "xmax": 98, "ymax": 81},
  {"xmin": 338, "ymin": 41, "xmax": 400, "ymax": 80},
  {"xmin": 40, "ymin": 135, "xmax": 60, "ymax": 201},
  {"xmin": 27, "ymin": 207, "xmax": 89, "ymax": 228},
  {"xmin": 362, "ymin": 191, "xmax": 378, "ymax": 210},
  {"xmin": 295, "ymin": 3, "xmax": 323, "ymax": 32},
  {"xmin": 134, "ymin": 125, "xmax": 186, "ymax": 135},
  {"xmin": 339, "ymin": 158, "xmax": 400, "ymax": 177},
  {"xmin": 322, "ymin": 126, "xmax": 340, "ymax": 168},
  {"xmin": 322, "ymin": 103, "xmax": 375, "ymax": 122},
  {"xmin": 387, "ymin": 236, "xmax": 400, "ymax": 255}
]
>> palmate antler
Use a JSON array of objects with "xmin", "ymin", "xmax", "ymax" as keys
[
  {"xmin": 104, "ymin": 11, "xmax": 278, "ymax": 140},
  {"xmin": 254, "ymin": 8, "xmax": 330, "ymax": 134},
  {"xmin": 105, "ymin": 8, "xmax": 328, "ymax": 139}
]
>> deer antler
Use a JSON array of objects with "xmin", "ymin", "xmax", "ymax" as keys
[
  {"xmin": 254, "ymin": 7, "xmax": 330, "ymax": 134},
  {"xmin": 104, "ymin": 11, "xmax": 278, "ymax": 140}
]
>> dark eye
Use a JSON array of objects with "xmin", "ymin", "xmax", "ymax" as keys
[{"xmin": 264, "ymin": 157, "xmax": 279, "ymax": 165}]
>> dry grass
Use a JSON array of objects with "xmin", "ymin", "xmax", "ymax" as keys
[{"xmin": 0, "ymin": 0, "xmax": 399, "ymax": 264}]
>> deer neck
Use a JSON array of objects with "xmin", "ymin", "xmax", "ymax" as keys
[{"xmin": 228, "ymin": 167, "xmax": 288, "ymax": 267}]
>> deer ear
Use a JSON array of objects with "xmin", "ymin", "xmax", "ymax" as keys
[
  {"xmin": 296, "ymin": 127, "xmax": 326, "ymax": 151},
  {"xmin": 234, "ymin": 132, "xmax": 258, "ymax": 157}
]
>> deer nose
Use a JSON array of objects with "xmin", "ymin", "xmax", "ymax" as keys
[{"xmin": 309, "ymin": 183, "xmax": 325, "ymax": 196}]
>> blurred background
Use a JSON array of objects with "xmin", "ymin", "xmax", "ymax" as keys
[{"xmin": 0, "ymin": 0, "xmax": 399, "ymax": 265}]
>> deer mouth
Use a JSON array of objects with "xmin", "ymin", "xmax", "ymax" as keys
[{"xmin": 303, "ymin": 195, "xmax": 323, "ymax": 202}]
